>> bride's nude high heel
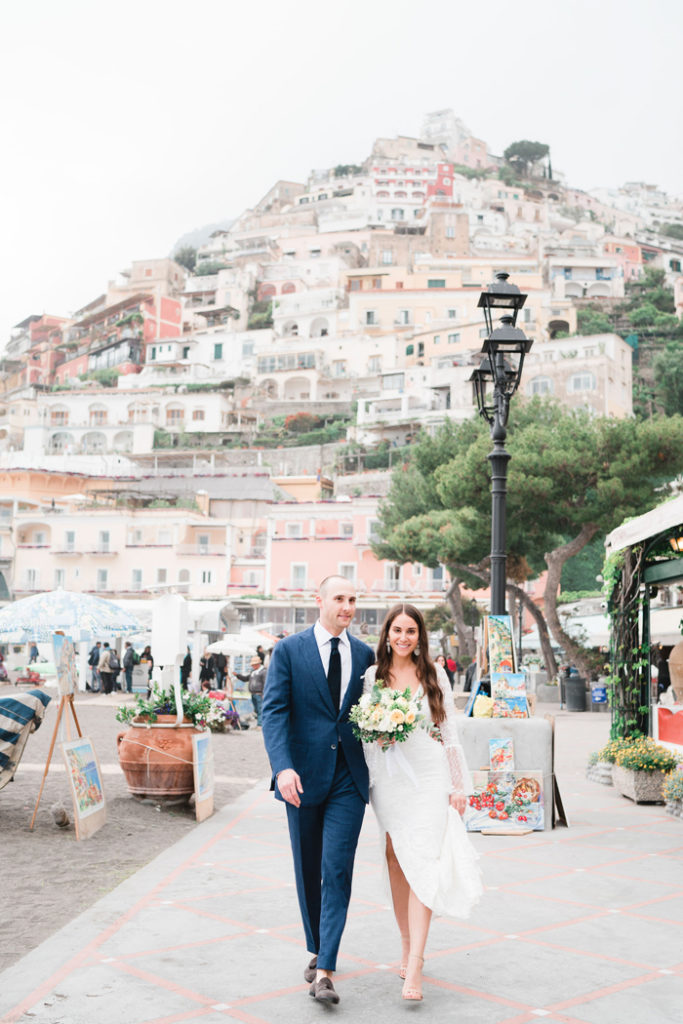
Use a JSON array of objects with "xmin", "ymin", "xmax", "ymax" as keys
[{"xmin": 402, "ymin": 954, "xmax": 424, "ymax": 1001}]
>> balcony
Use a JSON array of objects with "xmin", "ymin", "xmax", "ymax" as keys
[{"xmin": 176, "ymin": 544, "xmax": 226, "ymax": 557}]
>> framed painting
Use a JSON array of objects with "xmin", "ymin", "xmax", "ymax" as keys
[
  {"xmin": 61, "ymin": 736, "xmax": 106, "ymax": 839},
  {"xmin": 464, "ymin": 770, "xmax": 544, "ymax": 832}
]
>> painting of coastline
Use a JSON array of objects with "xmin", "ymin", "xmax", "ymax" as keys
[
  {"xmin": 487, "ymin": 615, "xmax": 516, "ymax": 673},
  {"xmin": 61, "ymin": 738, "xmax": 105, "ymax": 819}
]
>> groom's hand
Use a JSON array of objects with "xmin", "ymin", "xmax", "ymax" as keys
[{"xmin": 278, "ymin": 769, "xmax": 304, "ymax": 807}]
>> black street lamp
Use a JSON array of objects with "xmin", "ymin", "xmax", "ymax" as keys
[{"xmin": 469, "ymin": 273, "xmax": 533, "ymax": 615}]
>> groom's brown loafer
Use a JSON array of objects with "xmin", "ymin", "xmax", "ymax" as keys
[
  {"xmin": 304, "ymin": 956, "xmax": 317, "ymax": 983},
  {"xmin": 309, "ymin": 976, "xmax": 340, "ymax": 1004}
]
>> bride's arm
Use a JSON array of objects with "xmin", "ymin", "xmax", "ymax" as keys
[
  {"xmin": 360, "ymin": 665, "xmax": 381, "ymax": 786},
  {"xmin": 436, "ymin": 665, "xmax": 474, "ymax": 797}
]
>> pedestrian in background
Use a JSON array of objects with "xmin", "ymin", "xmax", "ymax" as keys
[
  {"xmin": 99, "ymin": 642, "xmax": 114, "ymax": 694},
  {"xmin": 235, "ymin": 655, "xmax": 267, "ymax": 727},
  {"xmin": 123, "ymin": 642, "xmax": 135, "ymax": 693},
  {"xmin": 88, "ymin": 641, "xmax": 101, "ymax": 692},
  {"xmin": 181, "ymin": 646, "xmax": 192, "ymax": 690}
]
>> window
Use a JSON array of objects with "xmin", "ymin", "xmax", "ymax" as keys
[
  {"xmin": 286, "ymin": 523, "xmax": 302, "ymax": 538},
  {"xmin": 427, "ymin": 279, "xmax": 446, "ymax": 288},
  {"xmin": 178, "ymin": 569, "xmax": 190, "ymax": 584},
  {"xmin": 90, "ymin": 408, "xmax": 107, "ymax": 426},
  {"xmin": 385, "ymin": 563, "xmax": 400, "ymax": 590},
  {"xmin": 341, "ymin": 522, "xmax": 354, "ymax": 537},
  {"xmin": 182, "ymin": 346, "xmax": 190, "ymax": 359},
  {"xmin": 242, "ymin": 340, "xmax": 254, "ymax": 356},
  {"xmin": 98, "ymin": 531, "xmax": 110, "ymax": 553},
  {"xmin": 413, "ymin": 563, "xmax": 422, "ymax": 577},
  {"xmin": 349, "ymin": 279, "xmax": 362, "ymax": 291},
  {"xmin": 365, "ymin": 310, "xmax": 378, "ymax": 325},
  {"xmin": 34, "ymin": 531, "xmax": 46, "ymax": 546},
  {"xmin": 26, "ymin": 568, "xmax": 37, "ymax": 590},
  {"xmin": 391, "ymin": 208, "xmax": 405, "ymax": 220},
  {"xmin": 197, "ymin": 534, "xmax": 210, "ymax": 553},
  {"xmin": 418, "ymin": 342, "xmax": 424, "ymax": 357},
  {"xmin": 445, "ymin": 226, "xmax": 455, "ymax": 239},
  {"xmin": 447, "ymin": 333, "xmax": 460, "ymax": 344},
  {"xmin": 528, "ymin": 376, "xmax": 554, "ymax": 396},
  {"xmin": 65, "ymin": 530, "xmax": 75, "ymax": 552},
  {"xmin": 431, "ymin": 565, "xmax": 444, "ymax": 588},
  {"xmin": 129, "ymin": 529, "xmax": 142, "ymax": 545},
  {"xmin": 524, "ymin": 308, "xmax": 533, "ymax": 322},
  {"xmin": 157, "ymin": 568, "xmax": 167, "ymax": 584},
  {"xmin": 291, "ymin": 563, "xmax": 307, "ymax": 588},
  {"xmin": 96, "ymin": 568, "xmax": 108, "ymax": 592},
  {"xmin": 381, "ymin": 250, "xmax": 393, "ymax": 265},
  {"xmin": 54, "ymin": 569, "xmax": 65, "ymax": 588},
  {"xmin": 201, "ymin": 569, "xmax": 213, "ymax": 584},
  {"xmin": 368, "ymin": 519, "xmax": 381, "ymax": 542},
  {"xmin": 433, "ymin": 335, "xmax": 441, "ymax": 345},
  {"xmin": 396, "ymin": 309, "xmax": 410, "ymax": 325},
  {"xmin": 332, "ymin": 360, "xmax": 346, "ymax": 376},
  {"xmin": 150, "ymin": 346, "xmax": 157, "ymax": 360},
  {"xmin": 192, "ymin": 409, "xmax": 205, "ymax": 421},
  {"xmin": 213, "ymin": 343, "xmax": 223, "ymax": 360},
  {"xmin": 372, "ymin": 278, "xmax": 382, "ymax": 289},
  {"xmin": 405, "ymin": 344, "xmax": 414, "ymax": 356},
  {"xmin": 368, "ymin": 355, "xmax": 381, "ymax": 373},
  {"xmin": 447, "ymin": 308, "xmax": 457, "ymax": 319},
  {"xmin": 166, "ymin": 406, "xmax": 185, "ymax": 424},
  {"xmin": 50, "ymin": 408, "xmax": 68, "ymax": 426},
  {"xmin": 339, "ymin": 563, "xmax": 356, "ymax": 582},
  {"xmin": 131, "ymin": 568, "xmax": 142, "ymax": 592},
  {"xmin": 568, "ymin": 372, "xmax": 596, "ymax": 392},
  {"xmin": 382, "ymin": 372, "xmax": 404, "ymax": 390}
]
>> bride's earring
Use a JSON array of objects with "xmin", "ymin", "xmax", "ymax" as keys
[
  {"xmin": 414, "ymin": 646, "xmax": 420, "ymax": 657},
  {"xmin": 386, "ymin": 641, "xmax": 391, "ymax": 652}
]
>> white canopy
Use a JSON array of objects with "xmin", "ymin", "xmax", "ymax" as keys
[{"xmin": 605, "ymin": 494, "xmax": 683, "ymax": 556}]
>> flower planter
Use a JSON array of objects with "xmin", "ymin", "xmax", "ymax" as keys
[
  {"xmin": 665, "ymin": 799, "xmax": 683, "ymax": 820},
  {"xmin": 612, "ymin": 765, "xmax": 666, "ymax": 804},
  {"xmin": 117, "ymin": 715, "xmax": 201, "ymax": 798},
  {"xmin": 586, "ymin": 761, "xmax": 613, "ymax": 786}
]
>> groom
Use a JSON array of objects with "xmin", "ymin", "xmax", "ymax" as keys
[{"xmin": 262, "ymin": 575, "xmax": 374, "ymax": 1004}]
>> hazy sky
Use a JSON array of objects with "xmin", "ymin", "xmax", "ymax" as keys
[{"xmin": 2, "ymin": 0, "xmax": 681, "ymax": 346}]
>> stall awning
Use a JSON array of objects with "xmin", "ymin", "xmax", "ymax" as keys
[{"xmin": 605, "ymin": 494, "xmax": 683, "ymax": 556}]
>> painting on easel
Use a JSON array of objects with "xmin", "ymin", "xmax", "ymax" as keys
[
  {"xmin": 53, "ymin": 633, "xmax": 78, "ymax": 696},
  {"xmin": 61, "ymin": 736, "xmax": 106, "ymax": 839}
]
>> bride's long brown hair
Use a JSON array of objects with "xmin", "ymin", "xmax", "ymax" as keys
[{"xmin": 375, "ymin": 603, "xmax": 445, "ymax": 724}]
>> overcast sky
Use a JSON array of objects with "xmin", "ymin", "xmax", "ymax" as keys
[{"xmin": 2, "ymin": 0, "xmax": 681, "ymax": 346}]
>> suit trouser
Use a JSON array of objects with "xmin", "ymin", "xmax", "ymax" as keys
[{"xmin": 285, "ymin": 751, "xmax": 365, "ymax": 972}]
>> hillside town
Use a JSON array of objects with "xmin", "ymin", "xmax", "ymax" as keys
[{"xmin": 2, "ymin": 109, "xmax": 683, "ymax": 643}]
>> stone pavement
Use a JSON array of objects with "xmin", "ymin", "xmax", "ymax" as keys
[{"xmin": 2, "ymin": 709, "xmax": 682, "ymax": 1024}]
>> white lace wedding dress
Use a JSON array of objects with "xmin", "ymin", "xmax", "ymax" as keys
[{"xmin": 363, "ymin": 664, "xmax": 483, "ymax": 918}]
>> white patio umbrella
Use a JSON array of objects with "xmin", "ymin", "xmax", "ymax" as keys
[
  {"xmin": 0, "ymin": 589, "xmax": 140, "ymax": 643},
  {"xmin": 205, "ymin": 636, "xmax": 258, "ymax": 657}
]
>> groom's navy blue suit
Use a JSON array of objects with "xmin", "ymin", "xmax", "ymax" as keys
[{"xmin": 262, "ymin": 625, "xmax": 374, "ymax": 971}]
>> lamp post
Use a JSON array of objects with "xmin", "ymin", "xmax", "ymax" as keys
[{"xmin": 469, "ymin": 273, "xmax": 533, "ymax": 615}]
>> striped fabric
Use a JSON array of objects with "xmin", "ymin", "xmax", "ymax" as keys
[{"xmin": 0, "ymin": 689, "xmax": 52, "ymax": 786}]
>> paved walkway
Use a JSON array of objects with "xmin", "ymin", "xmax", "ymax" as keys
[{"xmin": 2, "ymin": 710, "xmax": 682, "ymax": 1024}]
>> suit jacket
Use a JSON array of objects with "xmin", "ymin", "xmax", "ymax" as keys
[{"xmin": 262, "ymin": 626, "xmax": 375, "ymax": 805}]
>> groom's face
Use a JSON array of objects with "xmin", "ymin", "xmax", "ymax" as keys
[{"xmin": 317, "ymin": 578, "xmax": 357, "ymax": 636}]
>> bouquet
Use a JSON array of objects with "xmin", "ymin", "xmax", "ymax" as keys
[{"xmin": 349, "ymin": 683, "xmax": 423, "ymax": 746}]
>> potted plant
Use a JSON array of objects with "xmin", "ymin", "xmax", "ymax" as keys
[
  {"xmin": 116, "ymin": 684, "xmax": 213, "ymax": 799},
  {"xmin": 586, "ymin": 737, "xmax": 633, "ymax": 786},
  {"xmin": 612, "ymin": 736, "xmax": 680, "ymax": 804},
  {"xmin": 663, "ymin": 767, "xmax": 683, "ymax": 820}
]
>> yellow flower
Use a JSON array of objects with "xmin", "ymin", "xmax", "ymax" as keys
[
  {"xmin": 405, "ymin": 710, "xmax": 416, "ymax": 725},
  {"xmin": 390, "ymin": 709, "xmax": 405, "ymax": 725}
]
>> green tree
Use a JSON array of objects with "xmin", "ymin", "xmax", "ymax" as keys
[
  {"xmin": 374, "ymin": 400, "xmax": 683, "ymax": 678},
  {"xmin": 576, "ymin": 307, "xmax": 614, "ymax": 336},
  {"xmin": 173, "ymin": 246, "xmax": 197, "ymax": 273},
  {"xmin": 653, "ymin": 341, "xmax": 683, "ymax": 415},
  {"xmin": 661, "ymin": 223, "xmax": 683, "ymax": 240},
  {"xmin": 503, "ymin": 140, "xmax": 550, "ymax": 177}
]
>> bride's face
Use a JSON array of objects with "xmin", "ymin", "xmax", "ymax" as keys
[{"xmin": 387, "ymin": 613, "xmax": 419, "ymax": 658}]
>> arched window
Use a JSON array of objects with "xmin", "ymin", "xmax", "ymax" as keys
[
  {"xmin": 88, "ymin": 404, "xmax": 108, "ymax": 426},
  {"xmin": 281, "ymin": 281, "xmax": 296, "ymax": 294}
]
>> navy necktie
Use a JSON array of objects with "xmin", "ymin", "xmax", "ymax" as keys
[{"xmin": 327, "ymin": 636, "xmax": 341, "ymax": 711}]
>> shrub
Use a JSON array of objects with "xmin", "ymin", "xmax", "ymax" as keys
[
  {"xmin": 663, "ymin": 768, "xmax": 683, "ymax": 802},
  {"xmin": 613, "ymin": 737, "xmax": 679, "ymax": 773}
]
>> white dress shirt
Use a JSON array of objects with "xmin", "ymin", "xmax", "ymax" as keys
[{"xmin": 314, "ymin": 619, "xmax": 352, "ymax": 708}]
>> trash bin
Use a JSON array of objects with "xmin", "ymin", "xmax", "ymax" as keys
[{"xmin": 565, "ymin": 675, "xmax": 587, "ymax": 712}]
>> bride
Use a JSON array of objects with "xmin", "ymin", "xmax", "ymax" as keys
[{"xmin": 363, "ymin": 603, "xmax": 482, "ymax": 1001}]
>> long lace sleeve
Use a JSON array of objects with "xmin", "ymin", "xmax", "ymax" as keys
[
  {"xmin": 360, "ymin": 664, "xmax": 382, "ymax": 788},
  {"xmin": 436, "ymin": 666, "xmax": 474, "ymax": 795}
]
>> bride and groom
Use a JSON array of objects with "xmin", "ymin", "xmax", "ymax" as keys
[{"xmin": 262, "ymin": 575, "xmax": 481, "ymax": 1004}]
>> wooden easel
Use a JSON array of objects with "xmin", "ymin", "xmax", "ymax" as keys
[{"xmin": 29, "ymin": 686, "xmax": 83, "ymax": 830}]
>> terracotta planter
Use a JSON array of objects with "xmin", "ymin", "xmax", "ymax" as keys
[
  {"xmin": 117, "ymin": 715, "xmax": 201, "ymax": 798},
  {"xmin": 612, "ymin": 765, "xmax": 666, "ymax": 804}
]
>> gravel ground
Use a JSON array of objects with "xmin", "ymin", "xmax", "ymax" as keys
[{"xmin": 0, "ymin": 684, "xmax": 271, "ymax": 974}]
